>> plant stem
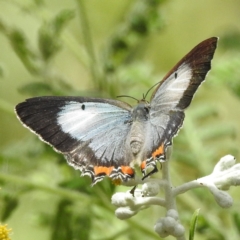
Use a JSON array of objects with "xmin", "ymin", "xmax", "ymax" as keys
[
  {"xmin": 162, "ymin": 160, "xmax": 176, "ymax": 210},
  {"xmin": 162, "ymin": 160, "xmax": 186, "ymax": 240},
  {"xmin": 173, "ymin": 180, "xmax": 202, "ymax": 196},
  {"xmin": 76, "ymin": 0, "xmax": 99, "ymax": 85}
]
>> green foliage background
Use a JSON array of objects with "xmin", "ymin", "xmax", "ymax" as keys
[{"xmin": 0, "ymin": 0, "xmax": 240, "ymax": 239}]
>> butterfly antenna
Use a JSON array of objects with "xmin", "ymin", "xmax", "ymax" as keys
[
  {"xmin": 117, "ymin": 95, "xmax": 139, "ymax": 102},
  {"xmin": 144, "ymin": 81, "xmax": 161, "ymax": 100}
]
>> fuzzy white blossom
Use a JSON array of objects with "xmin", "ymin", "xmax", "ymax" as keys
[
  {"xmin": 154, "ymin": 210, "xmax": 185, "ymax": 238},
  {"xmin": 112, "ymin": 187, "xmax": 165, "ymax": 220},
  {"xmin": 196, "ymin": 155, "xmax": 240, "ymax": 208},
  {"xmin": 142, "ymin": 181, "xmax": 160, "ymax": 196},
  {"xmin": 112, "ymin": 155, "xmax": 240, "ymax": 239},
  {"xmin": 208, "ymin": 184, "xmax": 233, "ymax": 208},
  {"xmin": 115, "ymin": 206, "xmax": 138, "ymax": 220}
]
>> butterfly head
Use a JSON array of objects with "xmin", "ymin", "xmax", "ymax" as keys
[{"xmin": 131, "ymin": 100, "xmax": 150, "ymax": 121}]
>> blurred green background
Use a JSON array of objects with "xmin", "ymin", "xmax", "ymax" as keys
[{"xmin": 1, "ymin": 0, "xmax": 240, "ymax": 239}]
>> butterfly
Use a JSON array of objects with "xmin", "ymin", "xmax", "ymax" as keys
[{"xmin": 15, "ymin": 37, "xmax": 218, "ymax": 185}]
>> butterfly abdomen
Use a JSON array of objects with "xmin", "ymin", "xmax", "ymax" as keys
[{"xmin": 128, "ymin": 103, "xmax": 150, "ymax": 156}]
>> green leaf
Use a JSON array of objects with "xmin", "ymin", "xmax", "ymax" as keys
[
  {"xmin": 233, "ymin": 212, "xmax": 240, "ymax": 234},
  {"xmin": 38, "ymin": 10, "xmax": 75, "ymax": 61},
  {"xmin": 50, "ymin": 199, "xmax": 91, "ymax": 240},
  {"xmin": 102, "ymin": 0, "xmax": 165, "ymax": 74},
  {"xmin": 1, "ymin": 195, "xmax": 18, "ymax": 221},
  {"xmin": 189, "ymin": 209, "xmax": 200, "ymax": 240},
  {"xmin": 9, "ymin": 29, "xmax": 39, "ymax": 74},
  {"xmin": 52, "ymin": 10, "xmax": 75, "ymax": 34},
  {"xmin": 38, "ymin": 26, "xmax": 61, "ymax": 61},
  {"xmin": 0, "ymin": 20, "xmax": 40, "ymax": 74},
  {"xmin": 33, "ymin": 0, "xmax": 44, "ymax": 7},
  {"xmin": 221, "ymin": 30, "xmax": 240, "ymax": 51},
  {"xmin": 0, "ymin": 64, "xmax": 4, "ymax": 78}
]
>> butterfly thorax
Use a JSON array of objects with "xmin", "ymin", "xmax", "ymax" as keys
[
  {"xmin": 131, "ymin": 102, "xmax": 150, "ymax": 121},
  {"xmin": 128, "ymin": 102, "xmax": 150, "ymax": 161}
]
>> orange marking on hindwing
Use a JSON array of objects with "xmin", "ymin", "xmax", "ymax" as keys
[
  {"xmin": 152, "ymin": 143, "xmax": 164, "ymax": 158},
  {"xmin": 94, "ymin": 166, "xmax": 114, "ymax": 176},
  {"xmin": 120, "ymin": 166, "xmax": 134, "ymax": 176}
]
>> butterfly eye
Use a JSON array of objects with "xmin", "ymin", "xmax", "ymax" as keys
[
  {"xmin": 144, "ymin": 106, "xmax": 150, "ymax": 114},
  {"xmin": 81, "ymin": 104, "xmax": 85, "ymax": 110}
]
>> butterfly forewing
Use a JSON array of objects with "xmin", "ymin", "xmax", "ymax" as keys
[
  {"xmin": 150, "ymin": 37, "xmax": 218, "ymax": 109},
  {"xmin": 149, "ymin": 37, "xmax": 218, "ymax": 154},
  {"xmin": 15, "ymin": 96, "xmax": 134, "ymax": 182}
]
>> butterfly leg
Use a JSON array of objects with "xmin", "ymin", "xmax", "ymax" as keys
[
  {"xmin": 141, "ymin": 163, "xmax": 158, "ymax": 180},
  {"xmin": 130, "ymin": 185, "xmax": 137, "ymax": 196}
]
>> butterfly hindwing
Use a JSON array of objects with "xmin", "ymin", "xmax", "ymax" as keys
[{"xmin": 15, "ymin": 96, "xmax": 135, "ymax": 183}]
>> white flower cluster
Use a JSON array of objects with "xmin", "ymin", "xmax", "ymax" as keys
[
  {"xmin": 197, "ymin": 155, "xmax": 240, "ymax": 208},
  {"xmin": 111, "ymin": 155, "xmax": 240, "ymax": 239},
  {"xmin": 111, "ymin": 182, "xmax": 163, "ymax": 220},
  {"xmin": 154, "ymin": 210, "xmax": 185, "ymax": 238},
  {"xmin": 112, "ymin": 185, "xmax": 185, "ymax": 238}
]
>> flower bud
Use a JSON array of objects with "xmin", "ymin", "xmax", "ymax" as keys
[
  {"xmin": 111, "ymin": 192, "xmax": 133, "ymax": 207},
  {"xmin": 166, "ymin": 209, "xmax": 179, "ymax": 220},
  {"xmin": 172, "ymin": 223, "xmax": 185, "ymax": 237},
  {"xmin": 142, "ymin": 182, "xmax": 160, "ymax": 197},
  {"xmin": 208, "ymin": 185, "xmax": 233, "ymax": 208},
  {"xmin": 213, "ymin": 155, "xmax": 235, "ymax": 173},
  {"xmin": 154, "ymin": 220, "xmax": 169, "ymax": 238},
  {"xmin": 115, "ymin": 207, "xmax": 137, "ymax": 220},
  {"xmin": 162, "ymin": 216, "xmax": 176, "ymax": 232}
]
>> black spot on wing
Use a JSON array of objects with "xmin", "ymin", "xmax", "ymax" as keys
[
  {"xmin": 174, "ymin": 72, "xmax": 178, "ymax": 79},
  {"xmin": 15, "ymin": 97, "xmax": 81, "ymax": 153}
]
